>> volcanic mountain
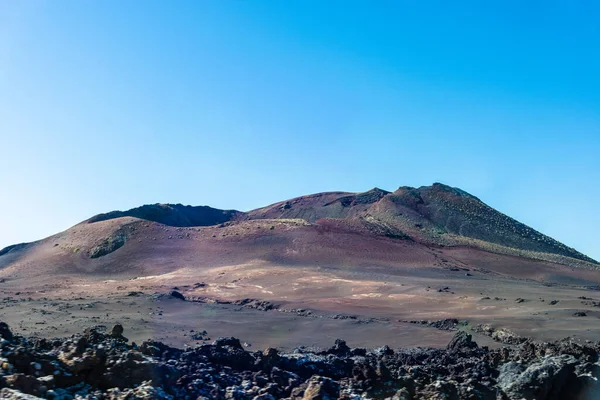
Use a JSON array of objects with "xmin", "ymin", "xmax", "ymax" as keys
[
  {"xmin": 0, "ymin": 183, "xmax": 599, "ymax": 350},
  {"xmin": 2, "ymin": 183, "xmax": 592, "ymax": 267}
]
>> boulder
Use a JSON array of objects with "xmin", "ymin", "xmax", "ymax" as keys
[
  {"xmin": 3, "ymin": 374, "xmax": 42, "ymax": 397},
  {"xmin": 301, "ymin": 375, "xmax": 339, "ymax": 400},
  {"xmin": 325, "ymin": 339, "xmax": 350, "ymax": 356},
  {"xmin": 497, "ymin": 355, "xmax": 577, "ymax": 400},
  {"xmin": 168, "ymin": 290, "xmax": 185, "ymax": 300},
  {"xmin": 111, "ymin": 324, "xmax": 124, "ymax": 338},
  {"xmin": 0, "ymin": 321, "xmax": 14, "ymax": 340},
  {"xmin": 213, "ymin": 337, "xmax": 243, "ymax": 350},
  {"xmin": 447, "ymin": 331, "xmax": 478, "ymax": 352}
]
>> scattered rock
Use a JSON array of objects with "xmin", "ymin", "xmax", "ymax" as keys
[
  {"xmin": 232, "ymin": 298, "xmax": 278, "ymax": 311},
  {"xmin": 0, "ymin": 320, "xmax": 597, "ymax": 399},
  {"xmin": 404, "ymin": 318, "xmax": 466, "ymax": 331},
  {"xmin": 581, "ymin": 300, "xmax": 600, "ymax": 307},
  {"xmin": 473, "ymin": 324, "xmax": 526, "ymax": 344}
]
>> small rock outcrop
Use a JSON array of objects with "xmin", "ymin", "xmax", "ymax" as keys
[
  {"xmin": 168, "ymin": 290, "xmax": 185, "ymax": 300},
  {"xmin": 446, "ymin": 331, "xmax": 478, "ymax": 352}
]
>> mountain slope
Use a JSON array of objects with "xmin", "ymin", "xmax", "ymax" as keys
[
  {"xmin": 245, "ymin": 183, "xmax": 595, "ymax": 264},
  {"xmin": 0, "ymin": 183, "xmax": 596, "ymax": 267}
]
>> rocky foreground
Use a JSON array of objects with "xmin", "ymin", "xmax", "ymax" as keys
[{"xmin": 0, "ymin": 322, "xmax": 599, "ymax": 399}]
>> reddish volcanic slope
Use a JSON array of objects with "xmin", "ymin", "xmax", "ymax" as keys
[
  {"xmin": 0, "ymin": 183, "xmax": 596, "ymax": 276},
  {"xmin": 0, "ymin": 183, "xmax": 599, "ymax": 349}
]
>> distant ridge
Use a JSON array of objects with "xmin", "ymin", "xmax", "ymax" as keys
[{"xmin": 87, "ymin": 203, "xmax": 240, "ymax": 227}]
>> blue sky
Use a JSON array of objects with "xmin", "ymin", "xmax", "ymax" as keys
[{"xmin": 0, "ymin": 1, "xmax": 599, "ymax": 260}]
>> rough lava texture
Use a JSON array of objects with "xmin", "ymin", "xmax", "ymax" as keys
[{"xmin": 1, "ymin": 322, "xmax": 600, "ymax": 399}]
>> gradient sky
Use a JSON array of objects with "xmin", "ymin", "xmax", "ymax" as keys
[{"xmin": 1, "ymin": 1, "xmax": 599, "ymax": 260}]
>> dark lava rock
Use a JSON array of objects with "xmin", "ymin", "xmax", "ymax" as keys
[
  {"xmin": 168, "ymin": 290, "xmax": 185, "ymax": 300},
  {"xmin": 0, "ymin": 320, "xmax": 599, "ymax": 399},
  {"xmin": 89, "ymin": 231, "xmax": 127, "ymax": 258},
  {"xmin": 406, "ymin": 318, "xmax": 466, "ymax": 331},
  {"xmin": 497, "ymin": 355, "xmax": 577, "ymax": 400},
  {"xmin": 232, "ymin": 298, "xmax": 278, "ymax": 311},
  {"xmin": 297, "ymin": 375, "xmax": 340, "ymax": 399},
  {"xmin": 111, "ymin": 324, "xmax": 124, "ymax": 337},
  {"xmin": 325, "ymin": 339, "xmax": 351, "ymax": 356},
  {"xmin": 447, "ymin": 331, "xmax": 478, "ymax": 352},
  {"xmin": 190, "ymin": 330, "xmax": 207, "ymax": 341},
  {"xmin": 213, "ymin": 337, "xmax": 243, "ymax": 349},
  {"xmin": 581, "ymin": 300, "xmax": 600, "ymax": 307},
  {"xmin": 0, "ymin": 321, "xmax": 14, "ymax": 340},
  {"xmin": 3, "ymin": 374, "xmax": 41, "ymax": 396}
]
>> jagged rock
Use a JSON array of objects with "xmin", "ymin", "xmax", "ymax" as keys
[
  {"xmin": 299, "ymin": 375, "xmax": 339, "ymax": 399},
  {"xmin": 0, "ymin": 388, "xmax": 44, "ymax": 399},
  {"xmin": 474, "ymin": 324, "xmax": 526, "ymax": 345},
  {"xmin": 0, "ymin": 321, "xmax": 598, "ymax": 400},
  {"xmin": 325, "ymin": 339, "xmax": 350, "ymax": 356},
  {"xmin": 392, "ymin": 387, "xmax": 412, "ymax": 400},
  {"xmin": 420, "ymin": 380, "xmax": 459, "ymax": 400},
  {"xmin": 497, "ymin": 355, "xmax": 578, "ymax": 399},
  {"xmin": 0, "ymin": 321, "xmax": 14, "ymax": 340},
  {"xmin": 106, "ymin": 381, "xmax": 174, "ymax": 399},
  {"xmin": 213, "ymin": 337, "xmax": 243, "ymax": 349},
  {"xmin": 3, "ymin": 374, "xmax": 42, "ymax": 396},
  {"xmin": 373, "ymin": 345, "xmax": 394, "ymax": 356},
  {"xmin": 447, "ymin": 331, "xmax": 478, "ymax": 352},
  {"xmin": 111, "ymin": 323, "xmax": 124, "ymax": 337}
]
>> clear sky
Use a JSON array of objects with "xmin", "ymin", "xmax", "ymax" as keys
[{"xmin": 1, "ymin": 1, "xmax": 599, "ymax": 260}]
